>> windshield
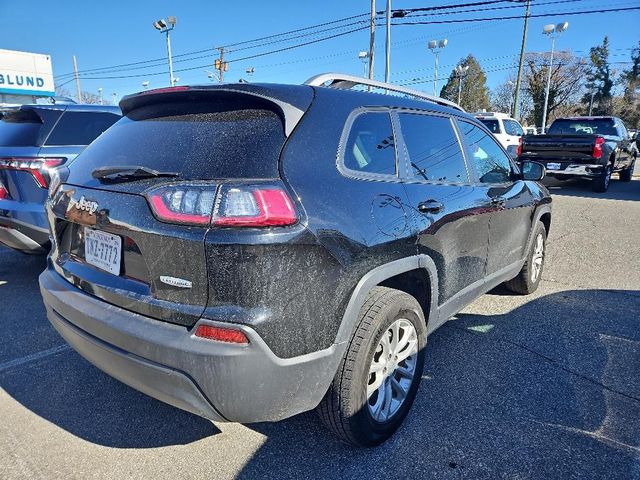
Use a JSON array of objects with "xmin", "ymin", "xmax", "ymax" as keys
[
  {"xmin": 548, "ymin": 118, "xmax": 617, "ymax": 136},
  {"xmin": 478, "ymin": 119, "xmax": 501, "ymax": 134}
]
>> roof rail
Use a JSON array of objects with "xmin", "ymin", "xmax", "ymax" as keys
[{"xmin": 304, "ymin": 73, "xmax": 465, "ymax": 112}]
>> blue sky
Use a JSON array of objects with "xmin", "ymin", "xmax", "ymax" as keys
[{"xmin": 2, "ymin": 0, "xmax": 639, "ymax": 101}]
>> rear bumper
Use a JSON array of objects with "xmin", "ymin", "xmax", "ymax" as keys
[
  {"xmin": 39, "ymin": 266, "xmax": 344, "ymax": 423},
  {"xmin": 544, "ymin": 163, "xmax": 605, "ymax": 178},
  {"xmin": 0, "ymin": 198, "xmax": 49, "ymax": 253}
]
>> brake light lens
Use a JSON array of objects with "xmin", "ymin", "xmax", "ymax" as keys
[
  {"xmin": 194, "ymin": 324, "xmax": 249, "ymax": 344},
  {"xmin": 213, "ymin": 185, "xmax": 297, "ymax": 227},
  {"xmin": 516, "ymin": 137, "xmax": 523, "ymax": 157},
  {"xmin": 147, "ymin": 184, "xmax": 216, "ymax": 225},
  {"xmin": 592, "ymin": 136, "xmax": 605, "ymax": 159},
  {"xmin": 0, "ymin": 157, "xmax": 66, "ymax": 188},
  {"xmin": 140, "ymin": 86, "xmax": 190, "ymax": 96},
  {"xmin": 146, "ymin": 182, "xmax": 297, "ymax": 227},
  {"xmin": 0, "ymin": 184, "xmax": 8, "ymax": 200}
]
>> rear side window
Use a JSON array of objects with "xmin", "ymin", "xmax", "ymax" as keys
[
  {"xmin": 398, "ymin": 113, "xmax": 468, "ymax": 183},
  {"xmin": 478, "ymin": 118, "xmax": 501, "ymax": 134},
  {"xmin": 0, "ymin": 109, "xmax": 43, "ymax": 146},
  {"xmin": 343, "ymin": 112, "xmax": 396, "ymax": 177},
  {"xmin": 458, "ymin": 121, "xmax": 512, "ymax": 184},
  {"xmin": 45, "ymin": 111, "xmax": 120, "ymax": 146},
  {"xmin": 504, "ymin": 120, "xmax": 524, "ymax": 136},
  {"xmin": 68, "ymin": 104, "xmax": 286, "ymax": 181}
]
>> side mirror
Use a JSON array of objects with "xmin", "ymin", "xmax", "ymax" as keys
[{"xmin": 521, "ymin": 161, "xmax": 545, "ymax": 181}]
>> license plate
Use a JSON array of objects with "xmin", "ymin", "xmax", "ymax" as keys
[
  {"xmin": 84, "ymin": 228, "xmax": 122, "ymax": 276},
  {"xmin": 546, "ymin": 162, "xmax": 561, "ymax": 171}
]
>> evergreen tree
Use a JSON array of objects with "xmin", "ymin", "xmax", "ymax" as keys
[
  {"xmin": 617, "ymin": 41, "xmax": 640, "ymax": 128},
  {"xmin": 582, "ymin": 36, "xmax": 614, "ymax": 115},
  {"xmin": 439, "ymin": 54, "xmax": 490, "ymax": 112}
]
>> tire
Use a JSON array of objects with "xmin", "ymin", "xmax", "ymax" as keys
[
  {"xmin": 619, "ymin": 159, "xmax": 635, "ymax": 182},
  {"xmin": 505, "ymin": 221, "xmax": 547, "ymax": 295},
  {"xmin": 593, "ymin": 164, "xmax": 612, "ymax": 192},
  {"xmin": 317, "ymin": 286, "xmax": 427, "ymax": 447}
]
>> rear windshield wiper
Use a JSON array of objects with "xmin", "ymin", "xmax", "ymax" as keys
[{"xmin": 92, "ymin": 165, "xmax": 180, "ymax": 182}]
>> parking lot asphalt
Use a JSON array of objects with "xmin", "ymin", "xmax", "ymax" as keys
[{"xmin": 1, "ymin": 178, "xmax": 639, "ymax": 480}]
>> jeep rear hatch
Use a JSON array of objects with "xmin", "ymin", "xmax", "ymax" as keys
[{"xmin": 50, "ymin": 85, "xmax": 313, "ymax": 327}]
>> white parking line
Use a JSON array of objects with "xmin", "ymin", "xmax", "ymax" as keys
[{"xmin": 0, "ymin": 345, "xmax": 71, "ymax": 373}]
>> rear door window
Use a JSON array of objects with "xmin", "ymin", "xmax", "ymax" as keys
[
  {"xmin": 398, "ymin": 113, "xmax": 469, "ymax": 183},
  {"xmin": 458, "ymin": 120, "xmax": 512, "ymax": 184},
  {"xmin": 504, "ymin": 120, "xmax": 524, "ymax": 136},
  {"xmin": 343, "ymin": 111, "xmax": 396, "ymax": 177}
]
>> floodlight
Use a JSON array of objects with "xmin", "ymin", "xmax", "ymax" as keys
[
  {"xmin": 556, "ymin": 22, "xmax": 569, "ymax": 32},
  {"xmin": 543, "ymin": 24, "xmax": 555, "ymax": 34},
  {"xmin": 438, "ymin": 39, "xmax": 448, "ymax": 48},
  {"xmin": 167, "ymin": 16, "xmax": 177, "ymax": 26},
  {"xmin": 153, "ymin": 19, "xmax": 167, "ymax": 30},
  {"xmin": 358, "ymin": 51, "xmax": 369, "ymax": 60},
  {"xmin": 427, "ymin": 40, "xmax": 437, "ymax": 50}
]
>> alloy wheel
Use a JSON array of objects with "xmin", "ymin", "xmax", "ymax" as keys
[
  {"xmin": 531, "ymin": 233, "xmax": 544, "ymax": 283},
  {"xmin": 367, "ymin": 319, "xmax": 418, "ymax": 423}
]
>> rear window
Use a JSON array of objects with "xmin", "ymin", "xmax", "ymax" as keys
[
  {"xmin": 548, "ymin": 119, "xmax": 617, "ymax": 136},
  {"xmin": 478, "ymin": 118, "xmax": 501, "ymax": 134},
  {"xmin": 504, "ymin": 119, "xmax": 524, "ymax": 136},
  {"xmin": 45, "ymin": 111, "xmax": 120, "ymax": 146},
  {"xmin": 0, "ymin": 109, "xmax": 43, "ymax": 146},
  {"xmin": 69, "ymin": 103, "xmax": 286, "ymax": 180}
]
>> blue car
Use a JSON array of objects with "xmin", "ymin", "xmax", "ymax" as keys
[{"xmin": 0, "ymin": 104, "xmax": 120, "ymax": 253}]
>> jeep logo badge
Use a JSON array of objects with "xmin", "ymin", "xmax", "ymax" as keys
[{"xmin": 75, "ymin": 196, "xmax": 99, "ymax": 214}]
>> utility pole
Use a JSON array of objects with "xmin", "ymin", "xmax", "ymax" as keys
[
  {"xmin": 368, "ymin": 0, "xmax": 376, "ymax": 82},
  {"xmin": 384, "ymin": 0, "xmax": 391, "ymax": 82},
  {"xmin": 215, "ymin": 48, "xmax": 228, "ymax": 84},
  {"xmin": 513, "ymin": 0, "xmax": 531, "ymax": 120},
  {"xmin": 72, "ymin": 55, "xmax": 82, "ymax": 102}
]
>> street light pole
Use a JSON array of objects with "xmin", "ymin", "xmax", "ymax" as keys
[
  {"xmin": 97, "ymin": 87, "xmax": 103, "ymax": 105},
  {"xmin": 153, "ymin": 17, "xmax": 177, "ymax": 87},
  {"xmin": 541, "ymin": 22, "xmax": 568, "ymax": 132},
  {"xmin": 428, "ymin": 39, "xmax": 448, "ymax": 97},
  {"xmin": 384, "ymin": 0, "xmax": 391, "ymax": 82},
  {"xmin": 455, "ymin": 65, "xmax": 469, "ymax": 105}
]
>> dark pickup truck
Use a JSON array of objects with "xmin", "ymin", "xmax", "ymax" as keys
[{"xmin": 518, "ymin": 116, "xmax": 637, "ymax": 192}]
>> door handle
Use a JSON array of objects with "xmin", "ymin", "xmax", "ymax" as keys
[
  {"xmin": 417, "ymin": 200, "xmax": 444, "ymax": 214},
  {"xmin": 491, "ymin": 197, "xmax": 506, "ymax": 208}
]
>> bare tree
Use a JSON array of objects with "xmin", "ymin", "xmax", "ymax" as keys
[{"xmin": 524, "ymin": 52, "xmax": 587, "ymax": 126}]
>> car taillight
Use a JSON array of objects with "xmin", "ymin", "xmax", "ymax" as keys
[
  {"xmin": 592, "ymin": 137, "xmax": 605, "ymax": 159},
  {"xmin": 213, "ymin": 185, "xmax": 297, "ymax": 227},
  {"xmin": 147, "ymin": 184, "xmax": 216, "ymax": 225},
  {"xmin": 0, "ymin": 184, "xmax": 8, "ymax": 200},
  {"xmin": 146, "ymin": 182, "xmax": 298, "ymax": 227},
  {"xmin": 194, "ymin": 324, "xmax": 249, "ymax": 344},
  {"xmin": 516, "ymin": 137, "xmax": 523, "ymax": 157},
  {"xmin": 0, "ymin": 157, "xmax": 66, "ymax": 188}
]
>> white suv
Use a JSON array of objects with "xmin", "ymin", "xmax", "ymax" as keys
[{"xmin": 473, "ymin": 112, "xmax": 524, "ymax": 151}]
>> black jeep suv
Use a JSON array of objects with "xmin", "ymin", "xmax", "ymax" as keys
[{"xmin": 39, "ymin": 75, "xmax": 551, "ymax": 447}]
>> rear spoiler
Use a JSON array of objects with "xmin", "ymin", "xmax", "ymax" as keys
[{"xmin": 120, "ymin": 84, "xmax": 313, "ymax": 137}]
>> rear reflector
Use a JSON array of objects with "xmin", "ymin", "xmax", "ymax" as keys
[
  {"xmin": 194, "ymin": 324, "xmax": 249, "ymax": 344},
  {"xmin": 0, "ymin": 157, "xmax": 66, "ymax": 188}
]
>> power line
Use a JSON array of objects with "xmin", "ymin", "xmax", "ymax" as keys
[{"xmin": 392, "ymin": 5, "xmax": 640, "ymax": 26}]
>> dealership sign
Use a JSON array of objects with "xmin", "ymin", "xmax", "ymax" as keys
[{"xmin": 0, "ymin": 49, "xmax": 55, "ymax": 97}]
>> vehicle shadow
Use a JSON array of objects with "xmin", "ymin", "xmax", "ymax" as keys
[
  {"xmin": 543, "ymin": 176, "xmax": 640, "ymax": 202},
  {"xmin": 236, "ymin": 288, "xmax": 640, "ymax": 480},
  {"xmin": 2, "ymin": 246, "xmax": 639, "ymax": 476},
  {"xmin": 0, "ymin": 248, "xmax": 220, "ymax": 448}
]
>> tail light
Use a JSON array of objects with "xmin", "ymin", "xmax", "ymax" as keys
[
  {"xmin": 0, "ymin": 157, "xmax": 66, "ymax": 188},
  {"xmin": 0, "ymin": 183, "xmax": 8, "ymax": 200},
  {"xmin": 516, "ymin": 137, "xmax": 523, "ymax": 157},
  {"xmin": 146, "ymin": 182, "xmax": 298, "ymax": 228},
  {"xmin": 592, "ymin": 137, "xmax": 605, "ymax": 159}
]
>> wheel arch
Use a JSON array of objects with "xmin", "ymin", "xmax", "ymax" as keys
[{"xmin": 334, "ymin": 255, "xmax": 439, "ymax": 346}]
